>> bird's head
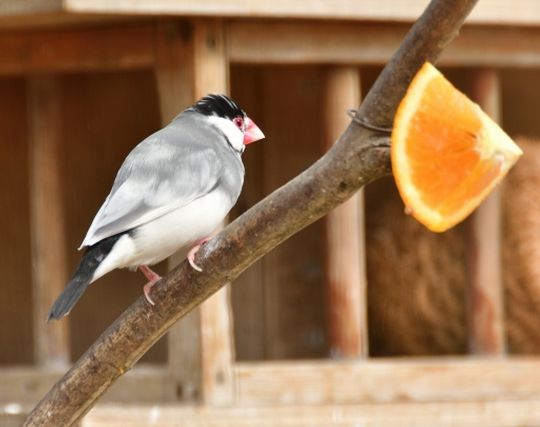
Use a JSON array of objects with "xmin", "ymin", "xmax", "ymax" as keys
[{"xmin": 189, "ymin": 94, "xmax": 265, "ymax": 153}]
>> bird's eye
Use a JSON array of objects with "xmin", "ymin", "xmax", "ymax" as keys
[{"xmin": 233, "ymin": 117, "xmax": 244, "ymax": 130}]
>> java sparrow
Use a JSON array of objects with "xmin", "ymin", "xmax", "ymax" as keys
[{"xmin": 48, "ymin": 94, "xmax": 264, "ymax": 320}]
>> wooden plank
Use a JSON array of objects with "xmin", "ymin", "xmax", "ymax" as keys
[
  {"xmin": 155, "ymin": 20, "xmax": 202, "ymax": 401},
  {"xmin": 192, "ymin": 20, "xmax": 229, "ymax": 96},
  {"xmin": 0, "ymin": 77, "xmax": 34, "ymax": 365},
  {"xmin": 229, "ymin": 22, "xmax": 540, "ymax": 67},
  {"xmin": 192, "ymin": 20, "xmax": 235, "ymax": 406},
  {"xmin": 166, "ymin": 307, "xmax": 202, "ymax": 401},
  {"xmin": 0, "ymin": 366, "xmax": 174, "ymax": 404},
  {"xmin": 198, "ymin": 286, "xmax": 235, "ymax": 405},
  {"xmin": 83, "ymin": 400, "xmax": 540, "ymax": 427},
  {"xmin": 466, "ymin": 70, "xmax": 506, "ymax": 355},
  {"xmin": 502, "ymin": 137, "xmax": 540, "ymax": 353},
  {"xmin": 0, "ymin": 0, "xmax": 62, "ymax": 15},
  {"xmin": 0, "ymin": 14, "xmax": 137, "ymax": 31},
  {"xmin": 0, "ymin": 2, "xmax": 138, "ymax": 30},
  {"xmin": 155, "ymin": 21, "xmax": 195, "ymax": 122},
  {"xmin": 158, "ymin": 20, "xmax": 235, "ymax": 405},
  {"xmin": 1, "ymin": 22, "xmax": 540, "ymax": 75},
  {"xmin": 58, "ymin": 70, "xmax": 166, "ymax": 363},
  {"xmin": 258, "ymin": 66, "xmax": 327, "ymax": 360},
  {"xmin": 0, "ymin": 23, "xmax": 154, "ymax": 76},
  {"xmin": 8, "ymin": 359, "xmax": 540, "ymax": 409},
  {"xmin": 322, "ymin": 66, "xmax": 367, "ymax": 358},
  {"xmin": 65, "ymin": 0, "xmax": 540, "ymax": 26},
  {"xmin": 229, "ymin": 65, "xmax": 266, "ymax": 361},
  {"xmin": 229, "ymin": 22, "xmax": 404, "ymax": 65},
  {"xmin": 28, "ymin": 75, "xmax": 70, "ymax": 367},
  {"xmin": 234, "ymin": 358, "xmax": 540, "ymax": 405}
]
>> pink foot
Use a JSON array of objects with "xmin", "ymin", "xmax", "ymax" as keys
[
  {"xmin": 139, "ymin": 265, "xmax": 161, "ymax": 306},
  {"xmin": 187, "ymin": 237, "xmax": 211, "ymax": 272}
]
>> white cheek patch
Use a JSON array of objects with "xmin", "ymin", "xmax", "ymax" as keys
[{"xmin": 206, "ymin": 115, "xmax": 245, "ymax": 153}]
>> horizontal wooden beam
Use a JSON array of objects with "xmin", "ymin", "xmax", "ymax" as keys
[
  {"xmin": 64, "ymin": 0, "xmax": 540, "ymax": 26},
  {"xmin": 229, "ymin": 21, "xmax": 540, "ymax": 67},
  {"xmin": 0, "ymin": 366, "xmax": 174, "ymax": 404},
  {"xmin": 7, "ymin": 358, "xmax": 540, "ymax": 407},
  {"xmin": 234, "ymin": 358, "xmax": 540, "ymax": 405},
  {"xmin": 0, "ymin": 0, "xmax": 62, "ymax": 16},
  {"xmin": 81, "ymin": 400, "xmax": 540, "ymax": 427},
  {"xmin": 229, "ymin": 22, "xmax": 404, "ymax": 65},
  {"xmin": 0, "ymin": 12, "xmax": 131, "ymax": 31},
  {"xmin": 1, "ymin": 20, "xmax": 540, "ymax": 75},
  {"xmin": 0, "ymin": 23, "xmax": 155, "ymax": 76}
]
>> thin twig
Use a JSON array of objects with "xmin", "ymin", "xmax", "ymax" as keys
[{"xmin": 24, "ymin": 0, "xmax": 478, "ymax": 425}]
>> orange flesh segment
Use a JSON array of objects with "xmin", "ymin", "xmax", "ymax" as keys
[{"xmin": 391, "ymin": 62, "xmax": 522, "ymax": 232}]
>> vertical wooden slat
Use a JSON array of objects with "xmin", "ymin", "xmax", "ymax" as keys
[
  {"xmin": 28, "ymin": 75, "xmax": 70, "ymax": 367},
  {"xmin": 60, "ymin": 71, "xmax": 166, "ymax": 363},
  {"xmin": 155, "ymin": 21, "xmax": 194, "ymax": 122},
  {"xmin": 229, "ymin": 66, "xmax": 266, "ymax": 361},
  {"xmin": 192, "ymin": 19, "xmax": 235, "ymax": 406},
  {"xmin": 155, "ymin": 21, "xmax": 201, "ymax": 400},
  {"xmin": 322, "ymin": 66, "xmax": 368, "ymax": 358},
  {"xmin": 258, "ymin": 67, "xmax": 327, "ymax": 359},
  {"xmin": 466, "ymin": 69, "xmax": 506, "ymax": 355},
  {"xmin": 0, "ymin": 78, "xmax": 34, "ymax": 365},
  {"xmin": 156, "ymin": 19, "xmax": 235, "ymax": 405}
]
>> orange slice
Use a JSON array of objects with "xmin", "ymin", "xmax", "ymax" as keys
[{"xmin": 391, "ymin": 62, "xmax": 522, "ymax": 232}]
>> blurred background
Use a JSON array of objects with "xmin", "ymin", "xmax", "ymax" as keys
[{"xmin": 2, "ymin": 1, "xmax": 540, "ymax": 426}]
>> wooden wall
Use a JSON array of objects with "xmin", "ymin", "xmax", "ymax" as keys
[
  {"xmin": 364, "ymin": 67, "xmax": 470, "ymax": 357},
  {"xmin": 501, "ymin": 69, "xmax": 540, "ymax": 137},
  {"xmin": 231, "ymin": 65, "xmax": 328, "ymax": 360},
  {"xmin": 230, "ymin": 65, "xmax": 540, "ymax": 360},
  {"xmin": 58, "ymin": 70, "xmax": 167, "ymax": 363},
  {"xmin": 3, "ymin": 64, "xmax": 540, "ymax": 367},
  {"xmin": 0, "ymin": 70, "xmax": 167, "ymax": 365},
  {"xmin": 503, "ymin": 138, "xmax": 540, "ymax": 354}
]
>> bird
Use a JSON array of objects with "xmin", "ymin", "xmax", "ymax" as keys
[{"xmin": 48, "ymin": 94, "xmax": 265, "ymax": 320}]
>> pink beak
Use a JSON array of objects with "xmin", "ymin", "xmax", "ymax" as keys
[{"xmin": 243, "ymin": 117, "xmax": 265, "ymax": 145}]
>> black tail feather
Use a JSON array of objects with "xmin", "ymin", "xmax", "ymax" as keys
[
  {"xmin": 48, "ymin": 233, "xmax": 124, "ymax": 320},
  {"xmin": 48, "ymin": 276, "xmax": 90, "ymax": 320}
]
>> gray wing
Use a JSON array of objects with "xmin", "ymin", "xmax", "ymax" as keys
[{"xmin": 80, "ymin": 125, "xmax": 223, "ymax": 248}]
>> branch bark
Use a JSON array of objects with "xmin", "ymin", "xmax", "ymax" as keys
[{"xmin": 24, "ymin": 0, "xmax": 478, "ymax": 425}]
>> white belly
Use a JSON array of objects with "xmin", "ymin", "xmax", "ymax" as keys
[{"xmin": 91, "ymin": 190, "xmax": 231, "ymax": 282}]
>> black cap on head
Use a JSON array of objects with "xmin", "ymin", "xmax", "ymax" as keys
[{"xmin": 189, "ymin": 94, "xmax": 245, "ymax": 121}]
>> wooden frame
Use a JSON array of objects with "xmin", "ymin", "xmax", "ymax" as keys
[
  {"xmin": 466, "ymin": 69, "xmax": 506, "ymax": 355},
  {"xmin": 32, "ymin": 0, "xmax": 540, "ymax": 26},
  {"xmin": 81, "ymin": 400, "xmax": 540, "ymax": 427},
  {"xmin": 157, "ymin": 20, "xmax": 235, "ymax": 405},
  {"xmin": 234, "ymin": 358, "xmax": 540, "ymax": 405},
  {"xmin": 28, "ymin": 75, "xmax": 70, "ymax": 367},
  {"xmin": 322, "ymin": 66, "xmax": 367, "ymax": 358},
  {"xmin": 2, "ymin": 15, "xmax": 539, "ymax": 426},
  {"xmin": 2, "ymin": 22, "xmax": 540, "ymax": 77},
  {"xmin": 5, "ymin": 357, "xmax": 540, "ymax": 405},
  {"xmin": 5, "ymin": 400, "xmax": 540, "ymax": 427}
]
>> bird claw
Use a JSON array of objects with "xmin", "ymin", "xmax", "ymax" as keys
[
  {"xmin": 143, "ymin": 282, "xmax": 156, "ymax": 306},
  {"xmin": 187, "ymin": 237, "xmax": 211, "ymax": 272},
  {"xmin": 188, "ymin": 256, "xmax": 203, "ymax": 272},
  {"xmin": 139, "ymin": 265, "xmax": 161, "ymax": 306}
]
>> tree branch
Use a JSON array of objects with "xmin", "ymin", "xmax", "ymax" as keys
[{"xmin": 24, "ymin": 0, "xmax": 478, "ymax": 425}]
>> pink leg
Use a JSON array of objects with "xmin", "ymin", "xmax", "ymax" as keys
[
  {"xmin": 187, "ymin": 237, "xmax": 211, "ymax": 272},
  {"xmin": 139, "ymin": 265, "xmax": 161, "ymax": 306}
]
